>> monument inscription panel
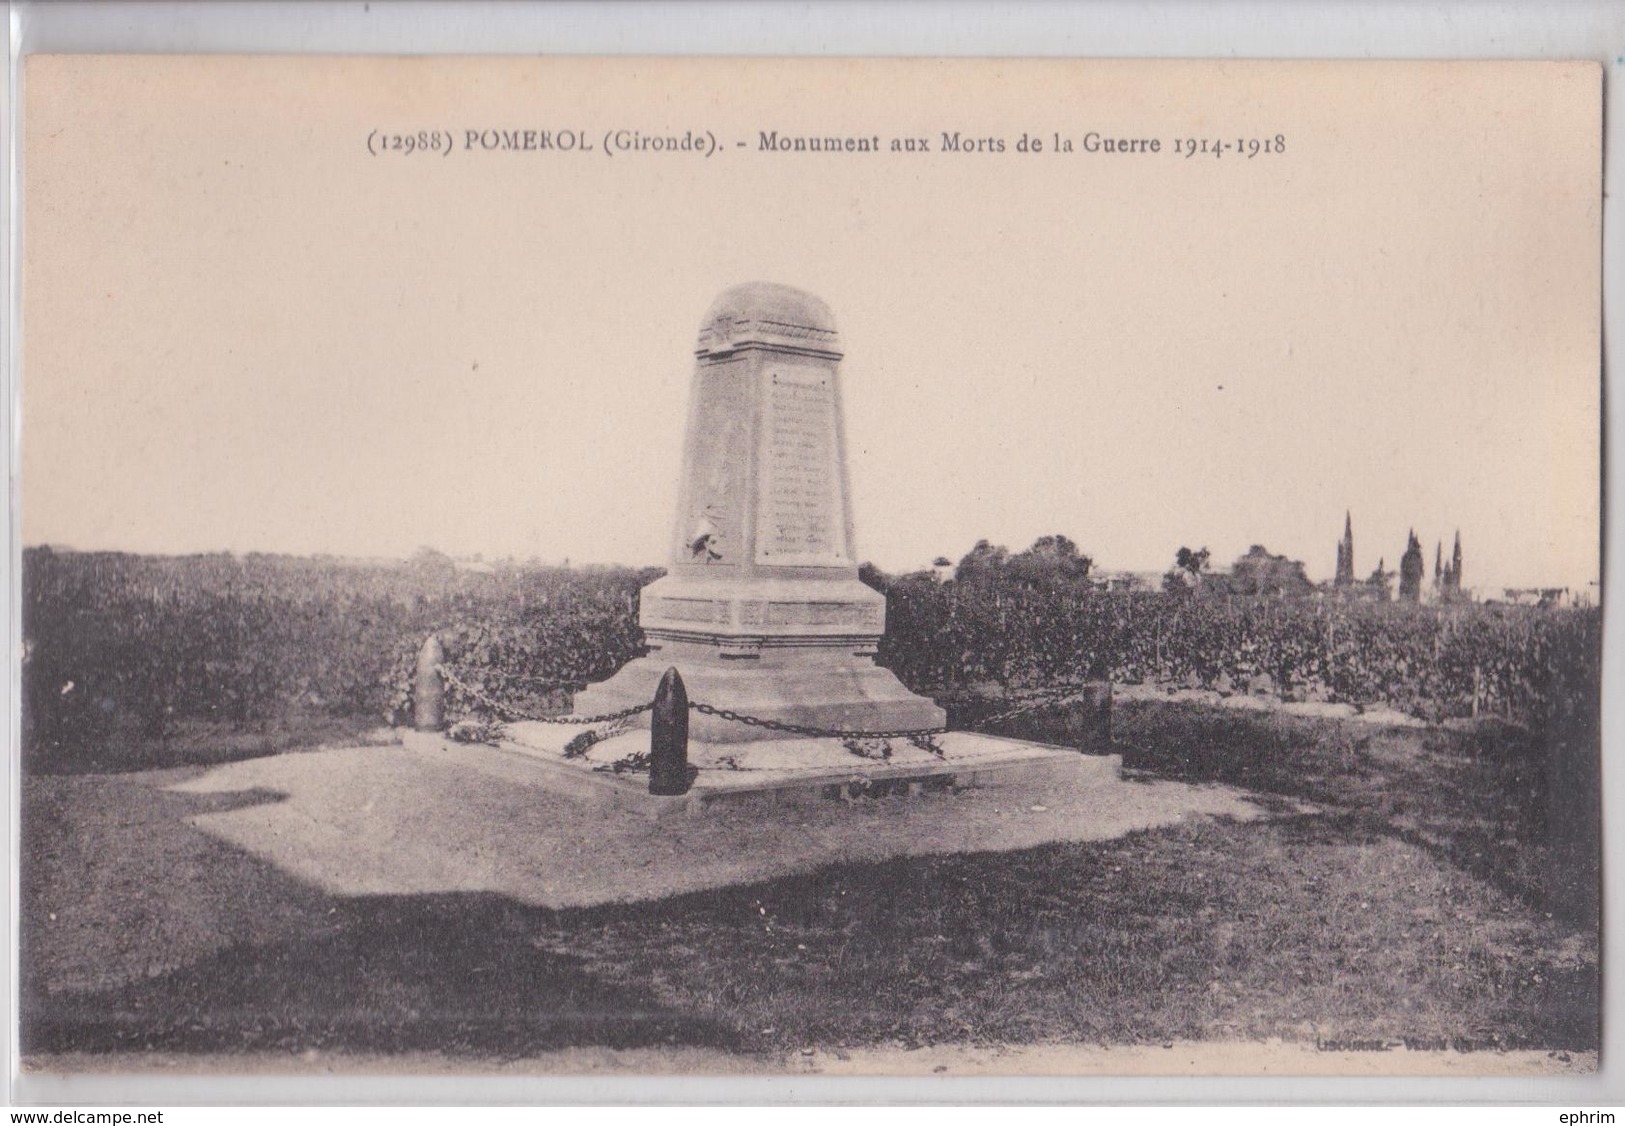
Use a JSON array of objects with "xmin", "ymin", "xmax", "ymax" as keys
[{"xmin": 756, "ymin": 364, "xmax": 849, "ymax": 566}]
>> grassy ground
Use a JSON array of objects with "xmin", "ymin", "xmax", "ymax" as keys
[
  {"xmin": 19, "ymin": 698, "xmax": 1599, "ymax": 1063},
  {"xmin": 1105, "ymin": 699, "xmax": 1599, "ymax": 929}
]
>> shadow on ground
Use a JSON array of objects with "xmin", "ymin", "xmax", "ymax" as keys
[
  {"xmin": 24, "ymin": 892, "xmax": 739, "ymax": 1058},
  {"xmin": 22, "ymin": 805, "xmax": 1597, "ymax": 1060},
  {"xmin": 21, "ymin": 770, "xmax": 736, "ymax": 1059}
]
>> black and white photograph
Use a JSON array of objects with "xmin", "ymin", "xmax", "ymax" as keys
[{"xmin": 10, "ymin": 46, "xmax": 1608, "ymax": 1097}]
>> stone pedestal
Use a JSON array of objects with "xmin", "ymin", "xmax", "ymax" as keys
[{"xmin": 571, "ymin": 282, "xmax": 945, "ymax": 743}]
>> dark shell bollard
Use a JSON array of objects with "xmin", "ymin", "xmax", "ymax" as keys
[
  {"xmin": 414, "ymin": 634, "xmax": 446, "ymax": 732},
  {"xmin": 649, "ymin": 666, "xmax": 692, "ymax": 796},
  {"xmin": 1060, "ymin": 684, "xmax": 1113, "ymax": 752}
]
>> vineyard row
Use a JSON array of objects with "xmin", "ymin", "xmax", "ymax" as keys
[{"xmin": 20, "ymin": 550, "xmax": 1600, "ymax": 749}]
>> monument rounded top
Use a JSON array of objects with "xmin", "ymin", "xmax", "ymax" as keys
[{"xmin": 696, "ymin": 282, "xmax": 843, "ymax": 358}]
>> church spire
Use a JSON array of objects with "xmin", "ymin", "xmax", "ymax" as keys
[{"xmin": 1335, "ymin": 510, "xmax": 1356, "ymax": 587}]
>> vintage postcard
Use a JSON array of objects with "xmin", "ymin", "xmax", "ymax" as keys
[{"xmin": 15, "ymin": 55, "xmax": 1602, "ymax": 1084}]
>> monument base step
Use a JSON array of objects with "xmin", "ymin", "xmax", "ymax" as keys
[
  {"xmin": 569, "ymin": 654, "xmax": 946, "ymax": 743},
  {"xmin": 399, "ymin": 727, "xmax": 1120, "ymax": 819}
]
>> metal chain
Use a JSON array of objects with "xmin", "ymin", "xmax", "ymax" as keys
[
  {"xmin": 437, "ymin": 660, "xmax": 1088, "ymax": 741},
  {"xmin": 436, "ymin": 663, "xmax": 653, "ymax": 725},
  {"xmin": 687, "ymin": 684, "xmax": 1091, "ymax": 742},
  {"xmin": 688, "ymin": 702, "xmax": 951, "ymax": 741}
]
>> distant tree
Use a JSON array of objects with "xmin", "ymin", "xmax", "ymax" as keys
[
  {"xmin": 1430, "ymin": 530, "xmax": 1466, "ymax": 603},
  {"xmin": 1164, "ymin": 546, "xmax": 1211, "ymax": 593},
  {"xmin": 1176, "ymin": 546, "xmax": 1211, "ymax": 576},
  {"xmin": 1366, "ymin": 557, "xmax": 1394, "ymax": 601},
  {"xmin": 1398, "ymin": 530, "xmax": 1424, "ymax": 603},
  {"xmin": 1225, "ymin": 545, "xmax": 1313, "ymax": 599},
  {"xmin": 955, "ymin": 535, "xmax": 1093, "ymax": 590},
  {"xmin": 407, "ymin": 546, "xmax": 457, "ymax": 579},
  {"xmin": 1006, "ymin": 534, "xmax": 1094, "ymax": 587},
  {"xmin": 955, "ymin": 539, "xmax": 1010, "ymax": 583}
]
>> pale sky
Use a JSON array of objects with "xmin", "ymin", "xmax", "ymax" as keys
[{"xmin": 22, "ymin": 57, "xmax": 1601, "ymax": 592}]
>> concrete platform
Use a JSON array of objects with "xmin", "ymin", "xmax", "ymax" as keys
[
  {"xmin": 400, "ymin": 723, "xmax": 1120, "ymax": 818},
  {"xmin": 156, "ymin": 740, "xmax": 1294, "ymax": 909}
]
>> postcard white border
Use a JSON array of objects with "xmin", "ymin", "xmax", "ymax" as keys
[{"xmin": 5, "ymin": 0, "xmax": 1622, "ymax": 1110}]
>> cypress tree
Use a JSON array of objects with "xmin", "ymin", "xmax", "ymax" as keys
[{"xmin": 1399, "ymin": 530, "xmax": 1424, "ymax": 603}]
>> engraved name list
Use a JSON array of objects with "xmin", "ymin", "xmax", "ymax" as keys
[{"xmin": 756, "ymin": 366, "xmax": 848, "ymax": 567}]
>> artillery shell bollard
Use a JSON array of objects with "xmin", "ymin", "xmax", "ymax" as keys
[
  {"xmin": 649, "ymin": 666, "xmax": 692, "ymax": 796},
  {"xmin": 414, "ymin": 634, "xmax": 446, "ymax": 732}
]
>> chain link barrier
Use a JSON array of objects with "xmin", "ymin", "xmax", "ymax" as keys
[
  {"xmin": 686, "ymin": 687, "xmax": 1088, "ymax": 739},
  {"xmin": 436, "ymin": 663, "xmax": 653, "ymax": 726},
  {"xmin": 440, "ymin": 658, "xmax": 1090, "ymax": 742},
  {"xmin": 687, "ymin": 702, "xmax": 950, "ymax": 741}
]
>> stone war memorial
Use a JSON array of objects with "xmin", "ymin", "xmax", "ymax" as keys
[
  {"xmin": 418, "ymin": 282, "xmax": 1115, "ymax": 807},
  {"xmin": 572, "ymin": 282, "xmax": 945, "ymax": 740}
]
